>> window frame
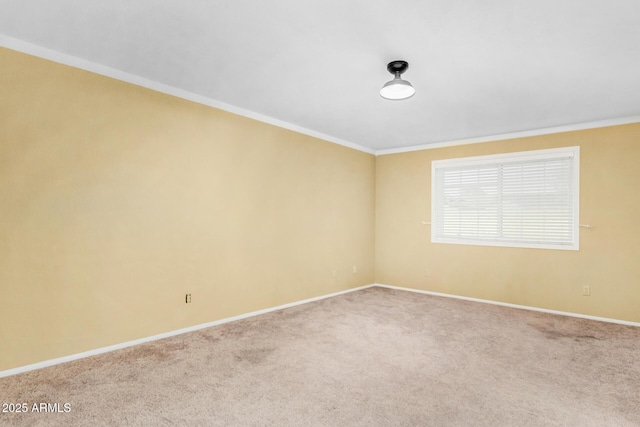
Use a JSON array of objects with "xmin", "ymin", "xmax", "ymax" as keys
[{"xmin": 431, "ymin": 146, "xmax": 580, "ymax": 251}]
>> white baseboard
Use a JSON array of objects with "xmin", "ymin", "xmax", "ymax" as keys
[
  {"xmin": 5, "ymin": 282, "xmax": 635, "ymax": 378},
  {"xmin": 374, "ymin": 283, "xmax": 640, "ymax": 327},
  {"xmin": 0, "ymin": 284, "xmax": 375, "ymax": 379}
]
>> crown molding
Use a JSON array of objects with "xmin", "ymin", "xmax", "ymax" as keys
[
  {"xmin": 3, "ymin": 34, "xmax": 639, "ymax": 158},
  {"xmin": 375, "ymin": 115, "xmax": 640, "ymax": 156},
  {"xmin": 0, "ymin": 34, "xmax": 375, "ymax": 155}
]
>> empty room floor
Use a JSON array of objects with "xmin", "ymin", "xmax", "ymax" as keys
[{"xmin": 1, "ymin": 287, "xmax": 639, "ymax": 426}]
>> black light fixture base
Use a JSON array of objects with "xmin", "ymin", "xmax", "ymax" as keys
[{"xmin": 387, "ymin": 60, "xmax": 409, "ymax": 75}]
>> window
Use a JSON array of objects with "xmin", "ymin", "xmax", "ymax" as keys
[{"xmin": 431, "ymin": 146, "xmax": 579, "ymax": 250}]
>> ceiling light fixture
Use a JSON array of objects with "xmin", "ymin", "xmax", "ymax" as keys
[{"xmin": 380, "ymin": 60, "xmax": 415, "ymax": 101}]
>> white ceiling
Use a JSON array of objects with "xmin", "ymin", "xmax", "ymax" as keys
[{"xmin": 2, "ymin": 0, "xmax": 640, "ymax": 153}]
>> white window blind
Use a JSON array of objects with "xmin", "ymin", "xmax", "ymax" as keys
[{"xmin": 431, "ymin": 147, "xmax": 579, "ymax": 250}]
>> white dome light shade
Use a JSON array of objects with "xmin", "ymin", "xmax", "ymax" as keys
[
  {"xmin": 380, "ymin": 78, "xmax": 415, "ymax": 100},
  {"xmin": 380, "ymin": 60, "xmax": 415, "ymax": 101}
]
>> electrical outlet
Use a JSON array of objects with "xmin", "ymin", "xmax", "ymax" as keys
[
  {"xmin": 425, "ymin": 269, "xmax": 430, "ymax": 277},
  {"xmin": 185, "ymin": 293, "xmax": 192, "ymax": 303},
  {"xmin": 353, "ymin": 266, "xmax": 357, "ymax": 274},
  {"xmin": 582, "ymin": 286, "xmax": 591, "ymax": 296}
]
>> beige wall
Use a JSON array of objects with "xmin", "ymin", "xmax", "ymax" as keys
[
  {"xmin": 0, "ymin": 48, "xmax": 375, "ymax": 371},
  {"xmin": 375, "ymin": 124, "xmax": 640, "ymax": 323},
  {"xmin": 3, "ymin": 46, "xmax": 639, "ymax": 373}
]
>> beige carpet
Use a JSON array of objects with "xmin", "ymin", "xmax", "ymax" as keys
[{"xmin": 1, "ymin": 287, "xmax": 639, "ymax": 426}]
